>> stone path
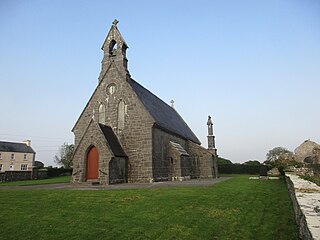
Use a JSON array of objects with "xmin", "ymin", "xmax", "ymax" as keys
[{"xmin": 0, "ymin": 177, "xmax": 231, "ymax": 190}]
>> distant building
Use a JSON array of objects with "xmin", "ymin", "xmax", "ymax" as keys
[
  {"xmin": 34, "ymin": 160, "xmax": 45, "ymax": 168},
  {"xmin": 0, "ymin": 140, "xmax": 35, "ymax": 172},
  {"xmin": 71, "ymin": 20, "xmax": 218, "ymax": 185},
  {"xmin": 294, "ymin": 140, "xmax": 320, "ymax": 164}
]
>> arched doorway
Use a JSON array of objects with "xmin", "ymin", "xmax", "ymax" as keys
[{"xmin": 86, "ymin": 146, "xmax": 99, "ymax": 180}]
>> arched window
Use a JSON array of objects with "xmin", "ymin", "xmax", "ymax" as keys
[
  {"xmin": 118, "ymin": 100, "xmax": 125, "ymax": 131},
  {"xmin": 98, "ymin": 103, "xmax": 106, "ymax": 124},
  {"xmin": 109, "ymin": 39, "xmax": 117, "ymax": 56}
]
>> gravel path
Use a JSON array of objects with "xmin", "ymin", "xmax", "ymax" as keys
[{"xmin": 0, "ymin": 177, "xmax": 232, "ymax": 190}]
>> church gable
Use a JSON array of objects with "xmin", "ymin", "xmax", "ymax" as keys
[
  {"xmin": 72, "ymin": 119, "xmax": 114, "ymax": 184},
  {"xmin": 72, "ymin": 20, "xmax": 155, "ymax": 147}
]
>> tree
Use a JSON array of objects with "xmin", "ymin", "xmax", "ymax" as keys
[
  {"xmin": 54, "ymin": 143, "xmax": 74, "ymax": 168},
  {"xmin": 265, "ymin": 147, "xmax": 293, "ymax": 163},
  {"xmin": 217, "ymin": 157, "xmax": 233, "ymax": 165},
  {"xmin": 243, "ymin": 160, "xmax": 261, "ymax": 166},
  {"xmin": 264, "ymin": 147, "xmax": 294, "ymax": 175}
]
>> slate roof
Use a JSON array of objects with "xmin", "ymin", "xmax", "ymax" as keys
[
  {"xmin": 98, "ymin": 124, "xmax": 127, "ymax": 157},
  {"xmin": 0, "ymin": 141, "xmax": 35, "ymax": 153},
  {"xmin": 129, "ymin": 79, "xmax": 201, "ymax": 144}
]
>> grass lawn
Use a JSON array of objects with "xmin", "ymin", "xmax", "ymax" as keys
[
  {"xmin": 0, "ymin": 176, "xmax": 71, "ymax": 186},
  {"xmin": 0, "ymin": 175, "xmax": 299, "ymax": 240}
]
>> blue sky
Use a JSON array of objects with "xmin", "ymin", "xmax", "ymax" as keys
[{"xmin": 0, "ymin": 0, "xmax": 319, "ymax": 166}]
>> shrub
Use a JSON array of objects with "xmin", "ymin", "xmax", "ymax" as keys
[
  {"xmin": 218, "ymin": 164, "xmax": 261, "ymax": 174},
  {"xmin": 46, "ymin": 167, "xmax": 73, "ymax": 178}
]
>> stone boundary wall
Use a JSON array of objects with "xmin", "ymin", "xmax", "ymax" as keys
[
  {"xmin": 285, "ymin": 173, "xmax": 320, "ymax": 240},
  {"xmin": 0, "ymin": 169, "xmax": 48, "ymax": 182}
]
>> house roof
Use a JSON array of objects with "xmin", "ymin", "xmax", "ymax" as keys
[
  {"xmin": 98, "ymin": 124, "xmax": 127, "ymax": 157},
  {"xmin": 129, "ymin": 79, "xmax": 201, "ymax": 144},
  {"xmin": 0, "ymin": 141, "xmax": 35, "ymax": 154}
]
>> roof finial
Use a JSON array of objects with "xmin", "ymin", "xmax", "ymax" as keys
[
  {"xmin": 112, "ymin": 19, "xmax": 119, "ymax": 26},
  {"xmin": 170, "ymin": 100, "xmax": 175, "ymax": 108}
]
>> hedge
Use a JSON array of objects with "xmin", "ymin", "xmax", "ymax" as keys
[
  {"xmin": 46, "ymin": 168, "xmax": 73, "ymax": 178},
  {"xmin": 218, "ymin": 164, "xmax": 265, "ymax": 175}
]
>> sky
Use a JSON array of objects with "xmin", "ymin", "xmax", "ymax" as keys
[{"xmin": 0, "ymin": 0, "xmax": 319, "ymax": 166}]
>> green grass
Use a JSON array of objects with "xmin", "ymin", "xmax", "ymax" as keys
[
  {"xmin": 0, "ymin": 175, "xmax": 299, "ymax": 240},
  {"xmin": 0, "ymin": 176, "xmax": 71, "ymax": 186}
]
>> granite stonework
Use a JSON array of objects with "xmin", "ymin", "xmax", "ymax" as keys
[
  {"xmin": 0, "ymin": 169, "xmax": 47, "ymax": 183},
  {"xmin": 72, "ymin": 120, "xmax": 115, "ymax": 184},
  {"xmin": 71, "ymin": 20, "xmax": 218, "ymax": 185},
  {"xmin": 294, "ymin": 140, "xmax": 320, "ymax": 164},
  {"xmin": 285, "ymin": 173, "xmax": 320, "ymax": 240}
]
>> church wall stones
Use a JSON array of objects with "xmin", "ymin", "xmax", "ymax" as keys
[
  {"xmin": 294, "ymin": 140, "xmax": 320, "ymax": 164},
  {"xmin": 152, "ymin": 127, "xmax": 188, "ymax": 181},
  {"xmin": 187, "ymin": 141, "xmax": 215, "ymax": 178},
  {"xmin": 72, "ymin": 121, "xmax": 113, "ymax": 185}
]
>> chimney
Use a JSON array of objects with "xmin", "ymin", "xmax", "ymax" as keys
[{"xmin": 23, "ymin": 140, "xmax": 31, "ymax": 147}]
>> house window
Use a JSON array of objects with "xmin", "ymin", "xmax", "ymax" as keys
[
  {"xmin": 0, "ymin": 164, "xmax": 2, "ymax": 171},
  {"xmin": 24, "ymin": 154, "xmax": 27, "ymax": 160},
  {"xmin": 10, "ymin": 153, "xmax": 15, "ymax": 160},
  {"xmin": 9, "ymin": 165, "xmax": 14, "ymax": 171},
  {"xmin": 21, "ymin": 164, "xmax": 28, "ymax": 171},
  {"xmin": 118, "ymin": 100, "xmax": 125, "ymax": 131}
]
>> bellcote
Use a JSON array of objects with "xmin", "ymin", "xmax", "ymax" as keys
[{"xmin": 99, "ymin": 19, "xmax": 129, "ymax": 81}]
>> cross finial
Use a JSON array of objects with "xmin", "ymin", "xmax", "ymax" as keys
[
  {"xmin": 112, "ymin": 19, "xmax": 119, "ymax": 26},
  {"xmin": 170, "ymin": 100, "xmax": 175, "ymax": 108}
]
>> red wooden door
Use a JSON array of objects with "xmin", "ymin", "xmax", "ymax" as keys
[{"xmin": 86, "ymin": 146, "xmax": 99, "ymax": 180}]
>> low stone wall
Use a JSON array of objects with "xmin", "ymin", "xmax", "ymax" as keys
[
  {"xmin": 285, "ymin": 173, "xmax": 320, "ymax": 240},
  {"xmin": 0, "ymin": 171, "xmax": 32, "ymax": 182},
  {"xmin": 0, "ymin": 169, "xmax": 48, "ymax": 182}
]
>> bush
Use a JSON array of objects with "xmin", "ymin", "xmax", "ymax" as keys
[
  {"xmin": 217, "ymin": 157, "xmax": 233, "ymax": 165},
  {"xmin": 218, "ymin": 164, "xmax": 262, "ymax": 175},
  {"xmin": 46, "ymin": 167, "xmax": 73, "ymax": 178}
]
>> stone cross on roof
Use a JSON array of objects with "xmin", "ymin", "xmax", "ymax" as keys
[
  {"xmin": 112, "ymin": 19, "xmax": 119, "ymax": 26},
  {"xmin": 170, "ymin": 100, "xmax": 175, "ymax": 108}
]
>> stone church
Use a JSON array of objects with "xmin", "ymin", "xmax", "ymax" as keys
[{"xmin": 71, "ymin": 20, "xmax": 218, "ymax": 184}]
